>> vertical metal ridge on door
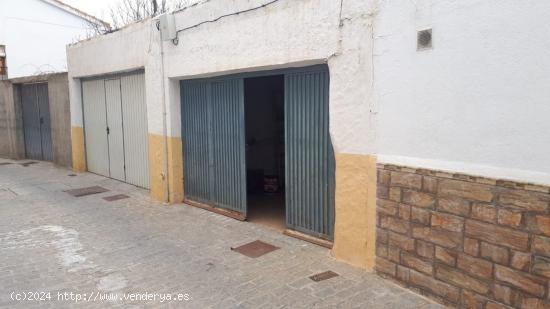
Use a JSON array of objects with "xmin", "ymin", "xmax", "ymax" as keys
[
  {"xmin": 210, "ymin": 79, "xmax": 246, "ymax": 214},
  {"xmin": 181, "ymin": 78, "xmax": 246, "ymax": 215},
  {"xmin": 121, "ymin": 73, "xmax": 149, "ymax": 188},
  {"xmin": 82, "ymin": 79, "xmax": 109, "ymax": 177},
  {"xmin": 181, "ymin": 80, "xmax": 210, "ymax": 204},
  {"xmin": 285, "ymin": 68, "xmax": 335, "ymax": 240}
]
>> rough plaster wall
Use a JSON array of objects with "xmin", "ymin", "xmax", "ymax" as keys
[
  {"xmin": 47, "ymin": 74, "xmax": 72, "ymax": 167},
  {"xmin": 373, "ymin": 0, "xmax": 550, "ymax": 185}
]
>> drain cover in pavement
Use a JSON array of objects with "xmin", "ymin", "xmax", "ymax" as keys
[
  {"xmin": 65, "ymin": 186, "xmax": 109, "ymax": 197},
  {"xmin": 68, "ymin": 174, "xmax": 77, "ymax": 177},
  {"xmin": 0, "ymin": 162, "xmax": 12, "ymax": 166},
  {"xmin": 231, "ymin": 240, "xmax": 279, "ymax": 258},
  {"xmin": 19, "ymin": 161, "xmax": 38, "ymax": 167},
  {"xmin": 309, "ymin": 271, "xmax": 339, "ymax": 282},
  {"xmin": 103, "ymin": 194, "xmax": 130, "ymax": 201}
]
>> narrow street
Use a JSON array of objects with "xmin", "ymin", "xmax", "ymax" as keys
[{"xmin": 0, "ymin": 159, "xmax": 441, "ymax": 308}]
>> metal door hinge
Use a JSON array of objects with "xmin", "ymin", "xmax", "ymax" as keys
[{"xmin": 106, "ymin": 127, "xmax": 110, "ymax": 134}]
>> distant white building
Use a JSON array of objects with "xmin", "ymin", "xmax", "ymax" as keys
[{"xmin": 0, "ymin": 0, "xmax": 108, "ymax": 79}]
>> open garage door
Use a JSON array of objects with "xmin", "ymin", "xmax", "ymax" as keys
[{"xmin": 181, "ymin": 78, "xmax": 247, "ymax": 216}]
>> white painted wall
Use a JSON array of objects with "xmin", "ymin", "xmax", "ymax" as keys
[
  {"xmin": 0, "ymin": 0, "xmax": 92, "ymax": 78},
  {"xmin": 67, "ymin": 0, "xmax": 550, "ymax": 185},
  {"xmin": 374, "ymin": 0, "xmax": 550, "ymax": 184}
]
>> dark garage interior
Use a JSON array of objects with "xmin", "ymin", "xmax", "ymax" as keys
[{"xmin": 244, "ymin": 75, "xmax": 286, "ymax": 230}]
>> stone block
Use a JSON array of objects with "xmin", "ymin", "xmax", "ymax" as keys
[
  {"xmin": 465, "ymin": 220, "xmax": 529, "ymax": 251},
  {"xmin": 411, "ymin": 207, "xmax": 430, "ymax": 225},
  {"xmin": 437, "ymin": 196, "xmax": 470, "ymax": 216},
  {"xmin": 526, "ymin": 214, "xmax": 550, "ymax": 237},
  {"xmin": 480, "ymin": 242, "xmax": 509, "ymax": 265},
  {"xmin": 390, "ymin": 171, "xmax": 422, "ymax": 190},
  {"xmin": 416, "ymin": 240, "xmax": 434, "ymax": 259},
  {"xmin": 457, "ymin": 253, "xmax": 493, "ymax": 279},
  {"xmin": 471, "ymin": 203, "xmax": 497, "ymax": 223},
  {"xmin": 494, "ymin": 265, "xmax": 546, "ymax": 297},
  {"xmin": 435, "ymin": 266, "xmax": 490, "ymax": 295},
  {"xmin": 435, "ymin": 246, "xmax": 457, "ymax": 266},
  {"xmin": 402, "ymin": 253, "xmax": 433, "ymax": 275},
  {"xmin": 439, "ymin": 179, "xmax": 494, "ymax": 202},
  {"xmin": 510, "ymin": 250, "xmax": 531, "ymax": 271},
  {"xmin": 388, "ymin": 231, "xmax": 415, "ymax": 252},
  {"xmin": 409, "ymin": 270, "xmax": 460, "ymax": 303},
  {"xmin": 464, "ymin": 237, "xmax": 480, "ymax": 256},
  {"xmin": 532, "ymin": 256, "xmax": 550, "ymax": 279},
  {"xmin": 412, "ymin": 227, "xmax": 462, "ymax": 249},
  {"xmin": 402, "ymin": 190, "xmax": 435, "ymax": 209},
  {"xmin": 422, "ymin": 176, "xmax": 438, "ymax": 194},
  {"xmin": 431, "ymin": 212, "xmax": 464, "ymax": 233},
  {"xmin": 499, "ymin": 189, "xmax": 549, "ymax": 212},
  {"xmin": 497, "ymin": 209, "xmax": 522, "ymax": 228},
  {"xmin": 381, "ymin": 216, "xmax": 410, "ymax": 235}
]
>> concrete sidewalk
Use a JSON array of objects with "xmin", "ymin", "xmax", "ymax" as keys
[{"xmin": 0, "ymin": 159, "xmax": 442, "ymax": 308}]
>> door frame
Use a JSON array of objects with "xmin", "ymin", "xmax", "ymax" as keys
[{"xmin": 180, "ymin": 64, "xmax": 335, "ymax": 240}]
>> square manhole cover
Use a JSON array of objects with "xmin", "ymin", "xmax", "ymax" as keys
[
  {"xmin": 231, "ymin": 240, "xmax": 280, "ymax": 258},
  {"xmin": 103, "ymin": 194, "xmax": 130, "ymax": 201},
  {"xmin": 309, "ymin": 271, "xmax": 339, "ymax": 282},
  {"xmin": 65, "ymin": 186, "xmax": 109, "ymax": 197}
]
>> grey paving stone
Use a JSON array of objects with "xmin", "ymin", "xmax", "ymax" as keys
[{"xmin": 0, "ymin": 161, "xmax": 443, "ymax": 309}]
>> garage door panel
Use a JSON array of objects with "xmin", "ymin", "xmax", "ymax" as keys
[
  {"xmin": 181, "ymin": 80, "xmax": 210, "ymax": 204},
  {"xmin": 121, "ymin": 73, "xmax": 149, "ymax": 189},
  {"xmin": 285, "ymin": 69, "xmax": 335, "ymax": 240},
  {"xmin": 82, "ymin": 79, "xmax": 109, "ymax": 177},
  {"xmin": 36, "ymin": 83, "xmax": 53, "ymax": 161},
  {"xmin": 105, "ymin": 79, "xmax": 125, "ymax": 182},
  {"xmin": 210, "ymin": 79, "xmax": 247, "ymax": 214},
  {"xmin": 21, "ymin": 84, "xmax": 42, "ymax": 160}
]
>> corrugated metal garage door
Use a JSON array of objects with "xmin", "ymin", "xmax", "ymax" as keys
[
  {"xmin": 82, "ymin": 72, "xmax": 149, "ymax": 188},
  {"xmin": 82, "ymin": 79, "xmax": 110, "ymax": 177},
  {"xmin": 121, "ymin": 74, "xmax": 150, "ymax": 188},
  {"xmin": 21, "ymin": 83, "xmax": 53, "ymax": 161},
  {"xmin": 181, "ymin": 78, "xmax": 247, "ymax": 215},
  {"xmin": 285, "ymin": 68, "xmax": 335, "ymax": 240}
]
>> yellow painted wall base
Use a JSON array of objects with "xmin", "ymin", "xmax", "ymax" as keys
[
  {"xmin": 332, "ymin": 153, "xmax": 377, "ymax": 271},
  {"xmin": 71, "ymin": 126, "xmax": 86, "ymax": 172},
  {"xmin": 148, "ymin": 133, "xmax": 166, "ymax": 202},
  {"xmin": 167, "ymin": 136, "xmax": 184, "ymax": 203},
  {"xmin": 148, "ymin": 134, "xmax": 184, "ymax": 203}
]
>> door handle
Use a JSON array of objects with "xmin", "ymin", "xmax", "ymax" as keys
[{"xmin": 40, "ymin": 117, "xmax": 44, "ymax": 124}]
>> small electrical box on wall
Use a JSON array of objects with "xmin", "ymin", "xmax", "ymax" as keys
[
  {"xmin": 417, "ymin": 29, "xmax": 433, "ymax": 50},
  {"xmin": 159, "ymin": 13, "xmax": 176, "ymax": 41}
]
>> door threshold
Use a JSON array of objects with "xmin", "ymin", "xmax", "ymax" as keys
[
  {"xmin": 283, "ymin": 229, "xmax": 333, "ymax": 249},
  {"xmin": 184, "ymin": 199, "xmax": 246, "ymax": 221}
]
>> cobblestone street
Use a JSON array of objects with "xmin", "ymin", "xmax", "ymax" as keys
[{"xmin": 0, "ymin": 160, "xmax": 442, "ymax": 308}]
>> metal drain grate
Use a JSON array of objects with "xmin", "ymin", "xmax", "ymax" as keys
[
  {"xmin": 0, "ymin": 162, "xmax": 13, "ymax": 166},
  {"xmin": 310, "ymin": 271, "xmax": 339, "ymax": 282},
  {"xmin": 231, "ymin": 240, "xmax": 280, "ymax": 258},
  {"xmin": 68, "ymin": 174, "xmax": 77, "ymax": 177},
  {"xmin": 65, "ymin": 186, "xmax": 109, "ymax": 197},
  {"xmin": 103, "ymin": 194, "xmax": 130, "ymax": 201}
]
